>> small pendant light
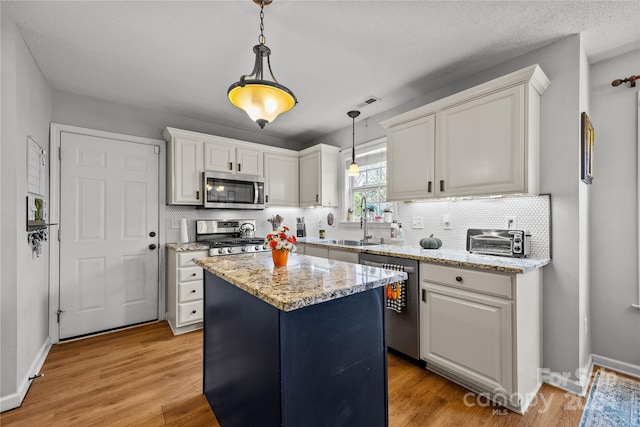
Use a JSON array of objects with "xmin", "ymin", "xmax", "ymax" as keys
[
  {"xmin": 347, "ymin": 110, "xmax": 361, "ymax": 176},
  {"xmin": 228, "ymin": 0, "xmax": 297, "ymax": 129}
]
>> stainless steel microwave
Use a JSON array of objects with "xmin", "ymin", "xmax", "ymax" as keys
[{"xmin": 202, "ymin": 171, "xmax": 265, "ymax": 209}]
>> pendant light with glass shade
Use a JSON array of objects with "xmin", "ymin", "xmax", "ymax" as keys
[
  {"xmin": 228, "ymin": 0, "xmax": 297, "ymax": 129},
  {"xmin": 347, "ymin": 110, "xmax": 361, "ymax": 176}
]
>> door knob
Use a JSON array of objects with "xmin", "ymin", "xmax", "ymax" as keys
[
  {"xmin": 149, "ymin": 244, "xmax": 157, "ymax": 250},
  {"xmin": 149, "ymin": 231, "xmax": 156, "ymax": 237}
]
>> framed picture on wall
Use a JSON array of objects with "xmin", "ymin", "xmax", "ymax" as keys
[{"xmin": 581, "ymin": 112, "xmax": 594, "ymax": 184}]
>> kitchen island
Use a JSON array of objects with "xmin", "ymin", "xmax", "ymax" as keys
[{"xmin": 196, "ymin": 252, "xmax": 407, "ymax": 427}]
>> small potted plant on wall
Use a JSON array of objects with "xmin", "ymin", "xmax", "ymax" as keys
[{"xmin": 383, "ymin": 207, "xmax": 393, "ymax": 223}]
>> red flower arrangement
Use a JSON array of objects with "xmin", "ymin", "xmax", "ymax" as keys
[{"xmin": 264, "ymin": 226, "xmax": 297, "ymax": 252}]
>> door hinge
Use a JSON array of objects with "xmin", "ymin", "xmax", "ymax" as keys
[
  {"xmin": 56, "ymin": 309, "xmax": 65, "ymax": 323},
  {"xmin": 58, "ymin": 147, "xmax": 62, "ymax": 160},
  {"xmin": 154, "ymin": 146, "xmax": 160, "ymax": 154}
]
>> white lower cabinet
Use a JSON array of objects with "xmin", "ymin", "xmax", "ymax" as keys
[
  {"xmin": 297, "ymin": 244, "xmax": 359, "ymax": 263},
  {"xmin": 167, "ymin": 248, "xmax": 208, "ymax": 335},
  {"xmin": 420, "ymin": 263, "xmax": 541, "ymax": 414}
]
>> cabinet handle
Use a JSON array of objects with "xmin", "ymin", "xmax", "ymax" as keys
[
  {"xmin": 440, "ymin": 180, "xmax": 445, "ymax": 192},
  {"xmin": 427, "ymin": 181, "xmax": 432, "ymax": 193},
  {"xmin": 192, "ymin": 273, "xmax": 197, "ymax": 277},
  {"xmin": 421, "ymin": 289, "xmax": 426, "ymax": 302},
  {"xmin": 191, "ymin": 289, "xmax": 196, "ymax": 293},
  {"xmin": 238, "ymin": 163, "xmax": 242, "ymax": 172},
  {"xmin": 228, "ymin": 162, "xmax": 233, "ymax": 170},
  {"xmin": 455, "ymin": 276, "xmax": 463, "ymax": 282},
  {"xmin": 196, "ymin": 190, "xmax": 200, "ymax": 200},
  {"xmin": 316, "ymin": 194, "xmax": 319, "ymax": 202},
  {"xmin": 266, "ymin": 195, "xmax": 269, "ymax": 203},
  {"xmin": 191, "ymin": 310, "xmax": 197, "ymax": 314}
]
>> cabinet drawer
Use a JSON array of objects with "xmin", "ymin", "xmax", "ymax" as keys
[
  {"xmin": 178, "ymin": 266, "xmax": 203, "ymax": 282},
  {"xmin": 177, "ymin": 251, "xmax": 208, "ymax": 267},
  {"xmin": 178, "ymin": 300, "xmax": 203, "ymax": 325},
  {"xmin": 179, "ymin": 281, "xmax": 203, "ymax": 303},
  {"xmin": 421, "ymin": 263, "xmax": 512, "ymax": 299}
]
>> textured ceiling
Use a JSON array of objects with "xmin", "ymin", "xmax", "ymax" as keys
[{"xmin": 3, "ymin": 1, "xmax": 640, "ymax": 146}]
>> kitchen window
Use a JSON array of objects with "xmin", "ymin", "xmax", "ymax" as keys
[{"xmin": 344, "ymin": 141, "xmax": 391, "ymax": 219}]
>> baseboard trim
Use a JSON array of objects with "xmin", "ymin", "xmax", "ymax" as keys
[
  {"xmin": 542, "ymin": 355, "xmax": 593, "ymax": 396},
  {"xmin": 592, "ymin": 354, "xmax": 640, "ymax": 379},
  {"xmin": 0, "ymin": 338, "xmax": 51, "ymax": 412}
]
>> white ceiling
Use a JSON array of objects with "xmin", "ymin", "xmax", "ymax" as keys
[{"xmin": 3, "ymin": 1, "xmax": 640, "ymax": 145}]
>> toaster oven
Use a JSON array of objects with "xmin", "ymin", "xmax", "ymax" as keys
[{"xmin": 466, "ymin": 229, "xmax": 531, "ymax": 258}]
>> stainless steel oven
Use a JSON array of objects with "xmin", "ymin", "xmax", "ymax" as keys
[
  {"xmin": 359, "ymin": 253, "xmax": 420, "ymax": 360},
  {"xmin": 203, "ymin": 171, "xmax": 265, "ymax": 209}
]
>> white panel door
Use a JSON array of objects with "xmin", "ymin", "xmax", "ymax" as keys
[
  {"xmin": 436, "ymin": 85, "xmax": 524, "ymax": 197},
  {"xmin": 59, "ymin": 132, "xmax": 159, "ymax": 339}
]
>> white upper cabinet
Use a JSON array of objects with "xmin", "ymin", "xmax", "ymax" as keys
[
  {"xmin": 236, "ymin": 146, "xmax": 263, "ymax": 176},
  {"xmin": 437, "ymin": 85, "xmax": 524, "ymax": 197},
  {"xmin": 299, "ymin": 144, "xmax": 339, "ymax": 207},
  {"xmin": 264, "ymin": 152, "xmax": 299, "ymax": 207},
  {"xmin": 164, "ymin": 127, "xmax": 290, "ymax": 206},
  {"xmin": 166, "ymin": 134, "xmax": 203, "ymax": 205},
  {"xmin": 203, "ymin": 137, "xmax": 263, "ymax": 176},
  {"xmin": 386, "ymin": 115, "xmax": 436, "ymax": 200},
  {"xmin": 381, "ymin": 64, "xmax": 550, "ymax": 201}
]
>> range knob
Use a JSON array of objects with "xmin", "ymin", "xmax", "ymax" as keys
[
  {"xmin": 514, "ymin": 245, "xmax": 521, "ymax": 252},
  {"xmin": 262, "ymin": 245, "xmax": 268, "ymax": 250},
  {"xmin": 218, "ymin": 248, "xmax": 224, "ymax": 254},
  {"xmin": 241, "ymin": 246, "xmax": 248, "ymax": 252},
  {"xmin": 227, "ymin": 247, "xmax": 233, "ymax": 253},
  {"xmin": 255, "ymin": 245, "xmax": 260, "ymax": 251}
]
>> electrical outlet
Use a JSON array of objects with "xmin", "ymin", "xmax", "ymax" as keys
[
  {"xmin": 411, "ymin": 217, "xmax": 424, "ymax": 229},
  {"xmin": 505, "ymin": 216, "xmax": 517, "ymax": 230},
  {"xmin": 171, "ymin": 219, "xmax": 180, "ymax": 229},
  {"xmin": 443, "ymin": 214, "xmax": 452, "ymax": 230}
]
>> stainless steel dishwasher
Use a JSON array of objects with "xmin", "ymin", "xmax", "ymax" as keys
[{"xmin": 359, "ymin": 253, "xmax": 420, "ymax": 360}]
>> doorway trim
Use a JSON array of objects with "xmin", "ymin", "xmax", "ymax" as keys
[{"xmin": 49, "ymin": 123, "xmax": 166, "ymax": 343}]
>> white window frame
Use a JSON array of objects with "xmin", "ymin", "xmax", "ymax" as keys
[{"xmin": 340, "ymin": 137, "xmax": 388, "ymax": 220}]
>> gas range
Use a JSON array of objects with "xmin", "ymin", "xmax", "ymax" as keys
[{"xmin": 195, "ymin": 219, "xmax": 268, "ymax": 257}]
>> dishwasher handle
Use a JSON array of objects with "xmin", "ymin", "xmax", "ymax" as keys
[{"xmin": 360, "ymin": 260, "xmax": 415, "ymax": 274}]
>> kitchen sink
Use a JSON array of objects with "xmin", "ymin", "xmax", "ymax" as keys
[{"xmin": 336, "ymin": 239, "xmax": 379, "ymax": 247}]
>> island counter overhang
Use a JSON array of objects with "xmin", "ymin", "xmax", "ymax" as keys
[{"xmin": 196, "ymin": 252, "xmax": 407, "ymax": 427}]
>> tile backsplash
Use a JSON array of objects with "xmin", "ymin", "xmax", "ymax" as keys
[
  {"xmin": 165, "ymin": 194, "xmax": 550, "ymax": 258},
  {"xmin": 302, "ymin": 195, "xmax": 551, "ymax": 258}
]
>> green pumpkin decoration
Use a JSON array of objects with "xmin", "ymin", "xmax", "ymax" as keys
[{"xmin": 420, "ymin": 234, "xmax": 442, "ymax": 249}]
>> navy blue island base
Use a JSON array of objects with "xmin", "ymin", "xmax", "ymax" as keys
[{"xmin": 203, "ymin": 271, "xmax": 389, "ymax": 427}]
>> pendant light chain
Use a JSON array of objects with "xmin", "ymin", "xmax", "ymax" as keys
[{"xmin": 258, "ymin": 3, "xmax": 266, "ymax": 45}]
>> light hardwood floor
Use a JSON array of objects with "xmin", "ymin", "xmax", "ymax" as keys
[{"xmin": 1, "ymin": 321, "xmax": 589, "ymax": 426}]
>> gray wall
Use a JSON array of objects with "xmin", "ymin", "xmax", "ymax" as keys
[
  {"xmin": 314, "ymin": 35, "xmax": 590, "ymax": 387},
  {"xmin": 590, "ymin": 49, "xmax": 640, "ymax": 367},
  {"xmin": 52, "ymin": 90, "xmax": 305, "ymax": 151},
  {"xmin": 1, "ymin": 16, "xmax": 53, "ymax": 406}
]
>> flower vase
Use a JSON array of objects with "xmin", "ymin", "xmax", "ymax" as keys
[{"xmin": 272, "ymin": 249, "xmax": 289, "ymax": 267}]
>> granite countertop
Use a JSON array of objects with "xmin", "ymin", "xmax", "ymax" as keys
[
  {"xmin": 167, "ymin": 242, "xmax": 209, "ymax": 251},
  {"xmin": 298, "ymin": 238, "xmax": 550, "ymax": 274},
  {"xmin": 196, "ymin": 252, "xmax": 407, "ymax": 312}
]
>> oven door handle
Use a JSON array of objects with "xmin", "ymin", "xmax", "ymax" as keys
[
  {"xmin": 254, "ymin": 182, "xmax": 259, "ymax": 204},
  {"xmin": 360, "ymin": 260, "xmax": 415, "ymax": 274}
]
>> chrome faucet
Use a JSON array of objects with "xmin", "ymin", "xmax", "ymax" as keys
[{"xmin": 361, "ymin": 196, "xmax": 373, "ymax": 242}]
